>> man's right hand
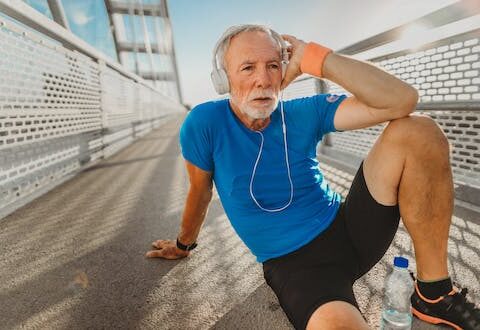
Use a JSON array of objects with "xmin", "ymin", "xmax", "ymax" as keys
[
  {"xmin": 145, "ymin": 239, "xmax": 190, "ymax": 259},
  {"xmin": 280, "ymin": 34, "xmax": 306, "ymax": 90}
]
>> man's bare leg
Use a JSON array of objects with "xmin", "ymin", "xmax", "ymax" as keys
[
  {"xmin": 306, "ymin": 301, "xmax": 370, "ymax": 330},
  {"xmin": 362, "ymin": 114, "xmax": 453, "ymax": 280}
]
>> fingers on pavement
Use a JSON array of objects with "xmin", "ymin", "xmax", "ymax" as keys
[
  {"xmin": 145, "ymin": 250, "xmax": 165, "ymax": 258},
  {"xmin": 151, "ymin": 239, "xmax": 168, "ymax": 249}
]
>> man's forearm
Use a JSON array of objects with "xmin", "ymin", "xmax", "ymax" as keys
[
  {"xmin": 322, "ymin": 53, "xmax": 418, "ymax": 111},
  {"xmin": 177, "ymin": 187, "xmax": 212, "ymax": 245}
]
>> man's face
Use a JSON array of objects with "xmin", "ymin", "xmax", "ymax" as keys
[{"xmin": 224, "ymin": 31, "xmax": 282, "ymax": 120}]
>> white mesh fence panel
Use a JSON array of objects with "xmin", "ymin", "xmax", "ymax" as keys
[
  {"xmin": 0, "ymin": 25, "xmax": 102, "ymax": 149},
  {"xmin": 0, "ymin": 15, "xmax": 184, "ymax": 218},
  {"xmin": 282, "ymin": 77, "xmax": 317, "ymax": 100},
  {"xmin": 427, "ymin": 111, "xmax": 479, "ymax": 187},
  {"xmin": 101, "ymin": 66, "xmax": 138, "ymax": 127},
  {"xmin": 329, "ymin": 35, "xmax": 480, "ymax": 103}
]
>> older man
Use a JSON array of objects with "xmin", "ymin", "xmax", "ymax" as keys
[{"xmin": 146, "ymin": 25, "xmax": 480, "ymax": 330}]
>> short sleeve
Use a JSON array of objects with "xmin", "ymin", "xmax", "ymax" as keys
[
  {"xmin": 312, "ymin": 93, "xmax": 347, "ymax": 136},
  {"xmin": 179, "ymin": 108, "xmax": 214, "ymax": 172}
]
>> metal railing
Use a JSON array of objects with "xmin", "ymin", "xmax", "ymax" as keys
[
  {"xmin": 0, "ymin": 2, "xmax": 185, "ymax": 219},
  {"xmin": 284, "ymin": 12, "xmax": 480, "ymax": 206}
]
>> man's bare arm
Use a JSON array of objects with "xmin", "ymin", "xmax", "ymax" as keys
[
  {"xmin": 146, "ymin": 160, "xmax": 213, "ymax": 259},
  {"xmin": 178, "ymin": 161, "xmax": 213, "ymax": 244},
  {"xmin": 281, "ymin": 35, "xmax": 418, "ymax": 131},
  {"xmin": 323, "ymin": 53, "xmax": 418, "ymax": 130}
]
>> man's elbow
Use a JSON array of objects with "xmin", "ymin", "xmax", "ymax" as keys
[
  {"xmin": 402, "ymin": 87, "xmax": 419, "ymax": 114},
  {"xmin": 394, "ymin": 87, "xmax": 419, "ymax": 117},
  {"xmin": 203, "ymin": 189, "xmax": 213, "ymax": 203}
]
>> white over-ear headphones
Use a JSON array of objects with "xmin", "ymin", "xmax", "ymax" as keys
[{"xmin": 211, "ymin": 26, "xmax": 289, "ymax": 94}]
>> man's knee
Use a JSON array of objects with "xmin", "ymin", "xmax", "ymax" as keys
[
  {"xmin": 306, "ymin": 301, "xmax": 370, "ymax": 330},
  {"xmin": 382, "ymin": 114, "xmax": 449, "ymax": 156}
]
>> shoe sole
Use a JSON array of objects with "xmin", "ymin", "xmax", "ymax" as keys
[{"xmin": 412, "ymin": 306, "xmax": 461, "ymax": 330}]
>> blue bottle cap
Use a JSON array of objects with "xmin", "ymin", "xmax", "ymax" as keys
[{"xmin": 394, "ymin": 256, "xmax": 409, "ymax": 268}]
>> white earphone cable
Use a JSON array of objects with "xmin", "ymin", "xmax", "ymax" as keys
[{"xmin": 249, "ymin": 92, "xmax": 293, "ymax": 212}]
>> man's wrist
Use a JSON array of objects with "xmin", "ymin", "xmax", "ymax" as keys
[
  {"xmin": 300, "ymin": 42, "xmax": 333, "ymax": 78},
  {"xmin": 176, "ymin": 237, "xmax": 197, "ymax": 251}
]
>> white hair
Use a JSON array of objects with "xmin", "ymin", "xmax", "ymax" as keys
[{"xmin": 214, "ymin": 24, "xmax": 282, "ymax": 69}]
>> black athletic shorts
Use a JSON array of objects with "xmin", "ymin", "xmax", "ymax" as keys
[{"xmin": 262, "ymin": 161, "xmax": 401, "ymax": 330}]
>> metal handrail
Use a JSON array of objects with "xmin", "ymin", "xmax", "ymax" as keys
[{"xmin": 338, "ymin": 1, "xmax": 480, "ymax": 56}]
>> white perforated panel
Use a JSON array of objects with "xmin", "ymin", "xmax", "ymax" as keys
[
  {"xmin": 428, "ymin": 111, "xmax": 479, "ymax": 186},
  {"xmin": 329, "ymin": 125, "xmax": 385, "ymax": 157},
  {"xmin": 329, "ymin": 33, "xmax": 480, "ymax": 103},
  {"xmin": 0, "ymin": 24, "xmax": 102, "ymax": 149},
  {"xmin": 328, "ymin": 110, "xmax": 480, "ymax": 188},
  {"xmin": 101, "ymin": 67, "xmax": 138, "ymax": 127},
  {"xmin": 0, "ymin": 15, "xmax": 184, "ymax": 218},
  {"xmin": 283, "ymin": 78, "xmax": 318, "ymax": 100},
  {"xmin": 381, "ymin": 38, "xmax": 480, "ymax": 103},
  {"xmin": 101, "ymin": 65, "xmax": 182, "ymax": 129},
  {"xmin": 0, "ymin": 135, "xmax": 88, "ymax": 208}
]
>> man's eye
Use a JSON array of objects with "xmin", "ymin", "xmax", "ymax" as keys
[
  {"xmin": 269, "ymin": 64, "xmax": 279, "ymax": 69},
  {"xmin": 242, "ymin": 66, "xmax": 253, "ymax": 71}
]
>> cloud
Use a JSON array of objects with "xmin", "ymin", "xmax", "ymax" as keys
[{"xmin": 72, "ymin": 11, "xmax": 93, "ymax": 26}]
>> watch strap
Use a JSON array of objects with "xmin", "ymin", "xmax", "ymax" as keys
[{"xmin": 176, "ymin": 238, "xmax": 197, "ymax": 251}]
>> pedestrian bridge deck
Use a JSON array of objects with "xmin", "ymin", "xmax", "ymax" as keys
[{"xmin": 1, "ymin": 115, "xmax": 478, "ymax": 330}]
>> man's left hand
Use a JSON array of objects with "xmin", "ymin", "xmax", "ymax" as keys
[{"xmin": 145, "ymin": 239, "xmax": 190, "ymax": 259}]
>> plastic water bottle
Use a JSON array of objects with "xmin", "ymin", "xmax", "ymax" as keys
[{"xmin": 381, "ymin": 256, "xmax": 414, "ymax": 330}]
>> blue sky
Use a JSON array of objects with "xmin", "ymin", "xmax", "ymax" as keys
[
  {"xmin": 24, "ymin": 0, "xmax": 117, "ymax": 60},
  {"xmin": 168, "ymin": 0, "xmax": 459, "ymax": 105},
  {"xmin": 61, "ymin": 0, "xmax": 117, "ymax": 61}
]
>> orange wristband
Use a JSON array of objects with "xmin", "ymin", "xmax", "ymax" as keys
[{"xmin": 300, "ymin": 42, "xmax": 333, "ymax": 77}]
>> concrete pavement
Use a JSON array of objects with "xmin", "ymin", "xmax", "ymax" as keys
[{"xmin": 0, "ymin": 114, "xmax": 478, "ymax": 329}]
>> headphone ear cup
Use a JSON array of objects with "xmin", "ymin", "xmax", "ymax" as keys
[{"xmin": 211, "ymin": 68, "xmax": 230, "ymax": 94}]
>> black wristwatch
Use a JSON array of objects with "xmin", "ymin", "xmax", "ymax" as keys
[{"xmin": 176, "ymin": 238, "xmax": 197, "ymax": 251}]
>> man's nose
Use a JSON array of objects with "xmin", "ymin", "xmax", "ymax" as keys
[{"xmin": 254, "ymin": 67, "xmax": 272, "ymax": 88}]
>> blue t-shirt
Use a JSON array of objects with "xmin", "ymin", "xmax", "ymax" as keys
[{"xmin": 179, "ymin": 94, "xmax": 346, "ymax": 262}]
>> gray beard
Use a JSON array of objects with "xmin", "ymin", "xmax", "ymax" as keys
[{"xmin": 239, "ymin": 98, "xmax": 279, "ymax": 119}]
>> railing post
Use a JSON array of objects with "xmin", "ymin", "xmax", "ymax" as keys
[{"xmin": 46, "ymin": 0, "xmax": 70, "ymax": 30}]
